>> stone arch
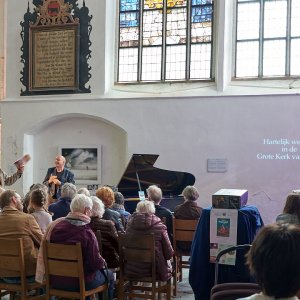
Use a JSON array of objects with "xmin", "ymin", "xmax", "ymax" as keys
[{"xmin": 23, "ymin": 113, "xmax": 127, "ymax": 192}]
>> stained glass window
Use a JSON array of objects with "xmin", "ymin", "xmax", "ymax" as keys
[
  {"xmin": 118, "ymin": 0, "xmax": 214, "ymax": 82},
  {"xmin": 235, "ymin": 0, "xmax": 300, "ymax": 78}
]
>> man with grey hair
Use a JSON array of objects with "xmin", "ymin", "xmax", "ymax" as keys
[
  {"xmin": 0, "ymin": 189, "xmax": 42, "ymax": 281},
  {"xmin": 147, "ymin": 184, "xmax": 173, "ymax": 241},
  {"xmin": 48, "ymin": 182, "xmax": 77, "ymax": 220},
  {"xmin": 174, "ymin": 185, "xmax": 202, "ymax": 219}
]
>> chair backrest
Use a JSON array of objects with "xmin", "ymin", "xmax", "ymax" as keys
[
  {"xmin": 172, "ymin": 218, "xmax": 199, "ymax": 252},
  {"xmin": 214, "ymin": 244, "xmax": 252, "ymax": 286},
  {"xmin": 118, "ymin": 233, "xmax": 156, "ymax": 282},
  {"xmin": 211, "ymin": 283, "xmax": 261, "ymax": 300},
  {"xmin": 0, "ymin": 238, "xmax": 27, "ymax": 294},
  {"xmin": 43, "ymin": 241, "xmax": 85, "ymax": 293}
]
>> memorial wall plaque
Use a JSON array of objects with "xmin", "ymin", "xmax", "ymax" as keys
[
  {"xmin": 20, "ymin": 0, "xmax": 92, "ymax": 95},
  {"xmin": 29, "ymin": 24, "xmax": 79, "ymax": 91}
]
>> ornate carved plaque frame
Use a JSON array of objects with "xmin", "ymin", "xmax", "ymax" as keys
[{"xmin": 21, "ymin": 0, "xmax": 92, "ymax": 95}]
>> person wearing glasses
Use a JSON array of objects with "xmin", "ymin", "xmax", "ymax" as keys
[{"xmin": 0, "ymin": 189, "xmax": 43, "ymax": 283}]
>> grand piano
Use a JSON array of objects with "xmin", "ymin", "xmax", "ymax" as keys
[{"xmin": 117, "ymin": 154, "xmax": 196, "ymax": 214}]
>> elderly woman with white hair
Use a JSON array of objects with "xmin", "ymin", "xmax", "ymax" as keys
[
  {"xmin": 125, "ymin": 200, "xmax": 174, "ymax": 281},
  {"xmin": 37, "ymin": 194, "xmax": 114, "ymax": 300},
  {"xmin": 90, "ymin": 196, "xmax": 119, "ymax": 269}
]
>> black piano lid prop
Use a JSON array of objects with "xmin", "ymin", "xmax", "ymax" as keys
[{"xmin": 117, "ymin": 154, "xmax": 196, "ymax": 198}]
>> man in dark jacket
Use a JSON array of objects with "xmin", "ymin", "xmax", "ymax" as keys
[{"xmin": 43, "ymin": 155, "xmax": 75, "ymax": 201}]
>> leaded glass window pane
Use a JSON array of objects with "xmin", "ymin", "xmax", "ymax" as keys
[
  {"xmin": 165, "ymin": 45, "xmax": 186, "ymax": 79},
  {"xmin": 118, "ymin": 48, "xmax": 139, "ymax": 82},
  {"xmin": 263, "ymin": 40, "xmax": 286, "ymax": 76},
  {"xmin": 235, "ymin": 0, "xmax": 300, "ymax": 79},
  {"xmin": 264, "ymin": 0, "xmax": 287, "ymax": 39},
  {"xmin": 236, "ymin": 2, "xmax": 260, "ymax": 40},
  {"xmin": 120, "ymin": 0, "xmax": 140, "ymax": 11},
  {"xmin": 120, "ymin": 27, "xmax": 139, "ymax": 47},
  {"xmin": 190, "ymin": 43, "xmax": 211, "ymax": 79},
  {"xmin": 144, "ymin": 0, "xmax": 162, "ymax": 9},
  {"xmin": 290, "ymin": 38, "xmax": 300, "ymax": 76},
  {"xmin": 168, "ymin": 0, "xmax": 187, "ymax": 7},
  {"xmin": 141, "ymin": 47, "xmax": 162, "ymax": 80},
  {"xmin": 291, "ymin": 0, "xmax": 300, "ymax": 37},
  {"xmin": 191, "ymin": 4, "xmax": 212, "ymax": 23},
  {"xmin": 166, "ymin": 8, "xmax": 187, "ymax": 45},
  {"xmin": 118, "ymin": 0, "xmax": 214, "ymax": 82},
  {"xmin": 192, "ymin": 0, "xmax": 212, "ymax": 5},
  {"xmin": 236, "ymin": 41, "xmax": 259, "ymax": 77},
  {"xmin": 143, "ymin": 10, "xmax": 163, "ymax": 46}
]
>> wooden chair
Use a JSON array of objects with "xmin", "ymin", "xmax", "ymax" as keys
[
  {"xmin": 172, "ymin": 218, "xmax": 199, "ymax": 296},
  {"xmin": 117, "ymin": 233, "xmax": 171, "ymax": 300},
  {"xmin": 0, "ymin": 238, "xmax": 45, "ymax": 300},
  {"xmin": 43, "ymin": 240, "xmax": 107, "ymax": 300}
]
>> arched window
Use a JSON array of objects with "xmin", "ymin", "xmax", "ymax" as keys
[
  {"xmin": 235, "ymin": 0, "xmax": 300, "ymax": 78},
  {"xmin": 118, "ymin": 0, "xmax": 214, "ymax": 82}
]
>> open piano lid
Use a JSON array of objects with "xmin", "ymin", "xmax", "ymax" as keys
[{"xmin": 117, "ymin": 154, "xmax": 195, "ymax": 197}]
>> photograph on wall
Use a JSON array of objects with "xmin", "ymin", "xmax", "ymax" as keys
[
  {"xmin": 209, "ymin": 208, "xmax": 238, "ymax": 265},
  {"xmin": 59, "ymin": 145, "xmax": 101, "ymax": 184}
]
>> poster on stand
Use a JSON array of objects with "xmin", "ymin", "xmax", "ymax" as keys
[{"xmin": 209, "ymin": 208, "xmax": 238, "ymax": 265}]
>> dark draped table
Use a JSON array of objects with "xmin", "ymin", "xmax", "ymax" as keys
[{"xmin": 189, "ymin": 205, "xmax": 264, "ymax": 300}]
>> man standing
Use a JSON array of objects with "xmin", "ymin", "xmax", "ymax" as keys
[
  {"xmin": 43, "ymin": 155, "xmax": 75, "ymax": 201},
  {"xmin": 0, "ymin": 190, "xmax": 43, "ymax": 279}
]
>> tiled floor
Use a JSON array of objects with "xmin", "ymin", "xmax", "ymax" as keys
[{"xmin": 173, "ymin": 268, "xmax": 194, "ymax": 300}]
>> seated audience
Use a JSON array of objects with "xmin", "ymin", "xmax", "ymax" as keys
[
  {"xmin": 77, "ymin": 187, "xmax": 90, "ymax": 196},
  {"xmin": 238, "ymin": 223, "xmax": 300, "ymax": 300},
  {"xmin": 90, "ymin": 196, "xmax": 119, "ymax": 269},
  {"xmin": 23, "ymin": 183, "xmax": 48, "ymax": 213},
  {"xmin": 111, "ymin": 191, "xmax": 131, "ymax": 225},
  {"xmin": 147, "ymin": 185, "xmax": 173, "ymax": 241},
  {"xmin": 36, "ymin": 194, "xmax": 114, "ymax": 300},
  {"xmin": 173, "ymin": 185, "xmax": 202, "ymax": 252},
  {"xmin": 0, "ymin": 189, "xmax": 42, "ymax": 282},
  {"xmin": 174, "ymin": 185, "xmax": 202, "ymax": 219},
  {"xmin": 126, "ymin": 200, "xmax": 174, "ymax": 281},
  {"xmin": 96, "ymin": 186, "xmax": 124, "ymax": 232},
  {"xmin": 48, "ymin": 182, "xmax": 77, "ymax": 220},
  {"xmin": 30, "ymin": 188, "xmax": 52, "ymax": 234},
  {"xmin": 276, "ymin": 192, "xmax": 300, "ymax": 225}
]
